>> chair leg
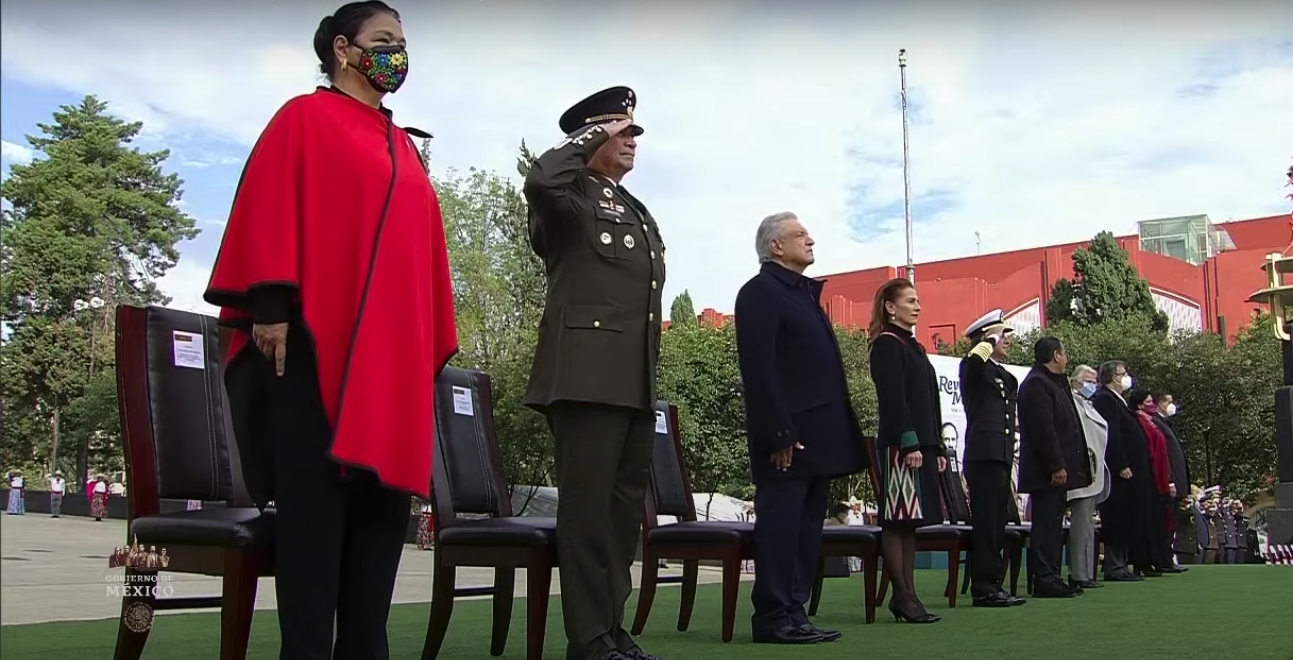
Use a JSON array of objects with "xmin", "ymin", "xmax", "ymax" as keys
[
  {"xmin": 220, "ymin": 548, "xmax": 260, "ymax": 660},
  {"xmin": 525, "ymin": 560, "xmax": 552, "ymax": 660},
  {"xmin": 862, "ymin": 546, "xmax": 878, "ymax": 624},
  {"xmin": 421, "ymin": 561, "xmax": 457, "ymax": 660},
  {"xmin": 808, "ymin": 556, "xmax": 825, "ymax": 616},
  {"xmin": 676, "ymin": 559, "xmax": 698, "ymax": 632},
  {"xmin": 112, "ymin": 567, "xmax": 157, "ymax": 660},
  {"xmin": 490, "ymin": 567, "xmax": 515, "ymax": 656},
  {"xmin": 945, "ymin": 547, "xmax": 961, "ymax": 607},
  {"xmin": 1009, "ymin": 543, "xmax": 1023, "ymax": 595},
  {"xmin": 720, "ymin": 551, "xmax": 742, "ymax": 643},
  {"xmin": 631, "ymin": 547, "xmax": 660, "ymax": 635}
]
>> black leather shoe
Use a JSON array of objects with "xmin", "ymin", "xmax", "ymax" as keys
[
  {"xmin": 1070, "ymin": 579, "xmax": 1102, "ymax": 589},
  {"xmin": 752, "ymin": 625, "xmax": 823, "ymax": 644},
  {"xmin": 1159, "ymin": 566, "xmax": 1185, "ymax": 574},
  {"xmin": 1032, "ymin": 581, "xmax": 1078, "ymax": 598},
  {"xmin": 798, "ymin": 623, "xmax": 841, "ymax": 642},
  {"xmin": 1104, "ymin": 570, "xmax": 1141, "ymax": 582},
  {"xmin": 621, "ymin": 647, "xmax": 666, "ymax": 660},
  {"xmin": 888, "ymin": 602, "xmax": 941, "ymax": 623},
  {"xmin": 593, "ymin": 651, "xmax": 630, "ymax": 660},
  {"xmin": 972, "ymin": 591, "xmax": 1016, "ymax": 608}
]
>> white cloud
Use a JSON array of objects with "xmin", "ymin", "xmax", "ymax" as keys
[
  {"xmin": 156, "ymin": 258, "xmax": 219, "ymax": 318},
  {"xmin": 1, "ymin": 139, "xmax": 35, "ymax": 166},
  {"xmin": 2, "ymin": 1, "xmax": 1292, "ymax": 318}
]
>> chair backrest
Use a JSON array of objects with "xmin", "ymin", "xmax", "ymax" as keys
[
  {"xmin": 644, "ymin": 401, "xmax": 697, "ymax": 524},
  {"xmin": 429, "ymin": 366, "xmax": 513, "ymax": 526},
  {"xmin": 941, "ymin": 466, "xmax": 972, "ymax": 525},
  {"xmin": 114, "ymin": 305, "xmax": 242, "ymax": 519}
]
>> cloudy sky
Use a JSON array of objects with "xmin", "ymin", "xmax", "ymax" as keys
[{"xmin": 2, "ymin": 0, "xmax": 1291, "ymax": 319}]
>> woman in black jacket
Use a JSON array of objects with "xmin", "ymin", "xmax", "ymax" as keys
[{"xmin": 868, "ymin": 277, "xmax": 946, "ymax": 624}]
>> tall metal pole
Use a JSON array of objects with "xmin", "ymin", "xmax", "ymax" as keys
[{"xmin": 899, "ymin": 49, "xmax": 915, "ymax": 284}]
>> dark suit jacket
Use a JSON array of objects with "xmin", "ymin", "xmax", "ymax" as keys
[
  {"xmin": 1017, "ymin": 365, "xmax": 1091, "ymax": 494},
  {"xmin": 959, "ymin": 353, "xmax": 1018, "ymax": 464},
  {"xmin": 521, "ymin": 123, "xmax": 667, "ymax": 413},
  {"xmin": 1151, "ymin": 415, "xmax": 1189, "ymax": 497},
  {"xmin": 1090, "ymin": 386, "xmax": 1153, "ymax": 545},
  {"xmin": 734, "ymin": 262, "xmax": 869, "ymax": 484},
  {"xmin": 869, "ymin": 324, "xmax": 944, "ymax": 454}
]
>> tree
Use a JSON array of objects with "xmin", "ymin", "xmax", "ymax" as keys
[
  {"xmin": 833, "ymin": 326, "xmax": 879, "ymax": 504},
  {"xmin": 1045, "ymin": 231, "xmax": 1169, "ymax": 332},
  {"xmin": 0, "ymin": 96, "xmax": 197, "ymax": 478},
  {"xmin": 669, "ymin": 290, "xmax": 697, "ymax": 327},
  {"xmin": 431, "ymin": 151, "xmax": 553, "ymax": 505}
]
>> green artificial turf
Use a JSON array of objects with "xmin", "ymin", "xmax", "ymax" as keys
[{"xmin": 2, "ymin": 565, "xmax": 1290, "ymax": 659}]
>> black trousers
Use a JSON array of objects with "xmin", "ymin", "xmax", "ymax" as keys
[
  {"xmin": 1027, "ymin": 489, "xmax": 1067, "ymax": 585},
  {"xmin": 545, "ymin": 402, "xmax": 655, "ymax": 660},
  {"xmin": 750, "ymin": 476, "xmax": 829, "ymax": 633},
  {"xmin": 265, "ymin": 339, "xmax": 412, "ymax": 660},
  {"xmin": 963, "ymin": 461, "xmax": 1011, "ymax": 597}
]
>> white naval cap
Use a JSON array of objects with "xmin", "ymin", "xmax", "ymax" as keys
[{"xmin": 965, "ymin": 309, "xmax": 1012, "ymax": 338}]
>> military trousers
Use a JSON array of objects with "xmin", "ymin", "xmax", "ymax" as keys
[{"xmin": 546, "ymin": 401, "xmax": 656, "ymax": 660}]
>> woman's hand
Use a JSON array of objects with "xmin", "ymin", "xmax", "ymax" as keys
[
  {"xmin": 904, "ymin": 451, "xmax": 923, "ymax": 470},
  {"xmin": 252, "ymin": 323, "xmax": 289, "ymax": 376}
]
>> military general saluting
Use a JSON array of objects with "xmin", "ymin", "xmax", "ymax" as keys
[{"xmin": 522, "ymin": 86, "xmax": 667, "ymax": 660}]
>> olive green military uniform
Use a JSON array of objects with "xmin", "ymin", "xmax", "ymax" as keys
[{"xmin": 522, "ymin": 87, "xmax": 666, "ymax": 660}]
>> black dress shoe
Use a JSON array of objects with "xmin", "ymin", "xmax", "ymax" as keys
[
  {"xmin": 1032, "ymin": 581, "xmax": 1078, "ymax": 598},
  {"xmin": 1159, "ymin": 566, "xmax": 1185, "ymax": 574},
  {"xmin": 1002, "ymin": 591, "xmax": 1027, "ymax": 606},
  {"xmin": 798, "ymin": 623, "xmax": 841, "ymax": 642},
  {"xmin": 1104, "ymin": 570, "xmax": 1141, "ymax": 582},
  {"xmin": 621, "ymin": 647, "xmax": 666, "ymax": 660},
  {"xmin": 972, "ymin": 591, "xmax": 1016, "ymax": 608},
  {"xmin": 593, "ymin": 651, "xmax": 630, "ymax": 660},
  {"xmin": 1069, "ymin": 579, "xmax": 1102, "ymax": 589},
  {"xmin": 752, "ymin": 625, "xmax": 823, "ymax": 644},
  {"xmin": 888, "ymin": 602, "xmax": 941, "ymax": 623}
]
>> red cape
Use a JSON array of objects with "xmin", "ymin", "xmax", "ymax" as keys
[{"xmin": 204, "ymin": 88, "xmax": 457, "ymax": 499}]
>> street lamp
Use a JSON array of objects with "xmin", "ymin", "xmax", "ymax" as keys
[{"xmin": 1246, "ymin": 252, "xmax": 1293, "ymax": 545}]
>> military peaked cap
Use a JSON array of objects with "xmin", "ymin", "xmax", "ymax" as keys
[
  {"xmin": 965, "ymin": 309, "xmax": 1013, "ymax": 338},
  {"xmin": 558, "ymin": 86, "xmax": 644, "ymax": 136}
]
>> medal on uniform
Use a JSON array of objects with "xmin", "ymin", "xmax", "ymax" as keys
[
  {"xmin": 603, "ymin": 187, "xmax": 613, "ymax": 198},
  {"xmin": 600, "ymin": 232, "xmax": 613, "ymax": 244},
  {"xmin": 624, "ymin": 235, "xmax": 635, "ymax": 249}
]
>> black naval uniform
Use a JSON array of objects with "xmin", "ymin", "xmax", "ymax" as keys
[
  {"xmin": 522, "ymin": 86, "xmax": 666, "ymax": 660},
  {"xmin": 958, "ymin": 333, "xmax": 1021, "ymax": 605}
]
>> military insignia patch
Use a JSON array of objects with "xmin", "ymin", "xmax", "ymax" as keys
[
  {"xmin": 603, "ymin": 187, "xmax": 613, "ymax": 198},
  {"xmin": 600, "ymin": 232, "xmax": 612, "ymax": 245},
  {"xmin": 624, "ymin": 235, "xmax": 635, "ymax": 249}
]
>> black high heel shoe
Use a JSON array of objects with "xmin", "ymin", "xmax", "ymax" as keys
[{"xmin": 888, "ymin": 601, "xmax": 941, "ymax": 624}]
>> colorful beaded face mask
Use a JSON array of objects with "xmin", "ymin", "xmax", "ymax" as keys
[{"xmin": 352, "ymin": 44, "xmax": 408, "ymax": 94}]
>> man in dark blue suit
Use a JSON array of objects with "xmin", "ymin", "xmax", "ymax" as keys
[{"xmin": 734, "ymin": 211, "xmax": 870, "ymax": 645}]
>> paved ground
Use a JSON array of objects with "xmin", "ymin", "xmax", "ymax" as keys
[{"xmin": 1, "ymin": 513, "xmax": 743, "ymax": 626}]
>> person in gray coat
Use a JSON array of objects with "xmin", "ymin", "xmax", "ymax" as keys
[{"xmin": 1067, "ymin": 365, "xmax": 1110, "ymax": 589}]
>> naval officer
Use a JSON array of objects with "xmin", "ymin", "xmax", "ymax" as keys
[
  {"xmin": 522, "ymin": 86, "xmax": 668, "ymax": 660},
  {"xmin": 958, "ymin": 310, "xmax": 1026, "ymax": 607}
]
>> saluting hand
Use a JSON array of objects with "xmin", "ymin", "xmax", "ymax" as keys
[
  {"xmin": 252, "ymin": 323, "xmax": 289, "ymax": 377},
  {"xmin": 771, "ymin": 443, "xmax": 804, "ymax": 472},
  {"xmin": 602, "ymin": 119, "xmax": 633, "ymax": 137}
]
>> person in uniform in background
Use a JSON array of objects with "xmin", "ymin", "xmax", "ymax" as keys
[
  {"xmin": 957, "ymin": 310, "xmax": 1026, "ymax": 608},
  {"xmin": 1203, "ymin": 499, "xmax": 1223, "ymax": 563},
  {"xmin": 734, "ymin": 212, "xmax": 867, "ymax": 644},
  {"xmin": 868, "ymin": 278, "xmax": 946, "ymax": 624},
  {"xmin": 1174, "ymin": 497, "xmax": 1200, "ymax": 564},
  {"xmin": 1017, "ymin": 337, "xmax": 1091, "ymax": 597},
  {"xmin": 1231, "ymin": 500, "xmax": 1249, "ymax": 563},
  {"xmin": 203, "ymin": 3, "xmax": 458, "ymax": 657},
  {"xmin": 522, "ymin": 86, "xmax": 667, "ymax": 660}
]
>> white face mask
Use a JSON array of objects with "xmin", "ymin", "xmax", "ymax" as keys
[
  {"xmin": 1165, "ymin": 403, "xmax": 1177, "ymax": 416},
  {"xmin": 1119, "ymin": 374, "xmax": 1133, "ymax": 390}
]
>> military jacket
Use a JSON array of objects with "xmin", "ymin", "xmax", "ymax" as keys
[
  {"xmin": 521, "ymin": 124, "xmax": 666, "ymax": 412},
  {"xmin": 959, "ymin": 349, "xmax": 1019, "ymax": 464}
]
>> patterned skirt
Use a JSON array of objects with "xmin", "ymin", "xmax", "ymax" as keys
[
  {"xmin": 90, "ymin": 493, "xmax": 109, "ymax": 518},
  {"xmin": 5, "ymin": 488, "xmax": 24, "ymax": 515},
  {"xmin": 877, "ymin": 447, "xmax": 943, "ymax": 528}
]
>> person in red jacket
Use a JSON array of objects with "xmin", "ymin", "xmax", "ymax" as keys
[
  {"xmin": 1126, "ymin": 387, "xmax": 1175, "ymax": 575},
  {"xmin": 202, "ymin": 3, "xmax": 457, "ymax": 658}
]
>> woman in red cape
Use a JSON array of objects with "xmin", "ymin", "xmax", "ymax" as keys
[{"xmin": 202, "ymin": 3, "xmax": 457, "ymax": 657}]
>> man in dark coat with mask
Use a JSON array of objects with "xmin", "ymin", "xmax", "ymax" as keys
[{"xmin": 1090, "ymin": 360, "xmax": 1159, "ymax": 580}]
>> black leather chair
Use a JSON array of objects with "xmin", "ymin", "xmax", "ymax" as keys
[
  {"xmin": 807, "ymin": 509, "xmax": 882, "ymax": 623},
  {"xmin": 632, "ymin": 401, "xmax": 753, "ymax": 643},
  {"xmin": 863, "ymin": 436, "xmax": 968, "ymax": 608},
  {"xmin": 420, "ymin": 367, "xmax": 557, "ymax": 660},
  {"xmin": 112, "ymin": 304, "xmax": 274, "ymax": 660}
]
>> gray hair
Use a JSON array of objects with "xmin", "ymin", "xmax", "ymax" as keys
[
  {"xmin": 1070, "ymin": 364, "xmax": 1096, "ymax": 390},
  {"xmin": 1097, "ymin": 360, "xmax": 1125, "ymax": 386},
  {"xmin": 755, "ymin": 212, "xmax": 798, "ymax": 264}
]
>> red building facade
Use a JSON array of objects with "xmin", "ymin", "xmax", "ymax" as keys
[{"xmin": 687, "ymin": 214, "xmax": 1290, "ymax": 346}]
